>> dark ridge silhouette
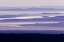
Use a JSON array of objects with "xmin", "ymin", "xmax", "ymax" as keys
[
  {"xmin": 0, "ymin": 30, "xmax": 64, "ymax": 34},
  {"xmin": 0, "ymin": 8, "xmax": 64, "ymax": 11},
  {"xmin": 0, "ymin": 33, "xmax": 64, "ymax": 42}
]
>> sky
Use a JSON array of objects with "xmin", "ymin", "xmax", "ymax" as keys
[
  {"xmin": 0, "ymin": 0, "xmax": 64, "ymax": 7},
  {"xmin": 0, "ymin": 0, "xmax": 64, "ymax": 31},
  {"xmin": 0, "ymin": 11, "xmax": 64, "ymax": 30}
]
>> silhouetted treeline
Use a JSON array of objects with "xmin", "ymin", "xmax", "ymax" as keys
[{"xmin": 0, "ymin": 33, "xmax": 64, "ymax": 42}]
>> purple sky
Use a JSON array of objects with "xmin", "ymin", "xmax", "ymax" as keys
[
  {"xmin": 0, "ymin": 10, "xmax": 64, "ymax": 30},
  {"xmin": 0, "ymin": 0, "xmax": 64, "ymax": 30}
]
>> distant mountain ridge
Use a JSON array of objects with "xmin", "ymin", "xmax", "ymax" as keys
[
  {"xmin": 0, "ymin": 30, "xmax": 64, "ymax": 34},
  {"xmin": 0, "ymin": 6, "xmax": 64, "ymax": 11}
]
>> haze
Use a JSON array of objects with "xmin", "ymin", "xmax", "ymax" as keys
[{"xmin": 0, "ymin": 0, "xmax": 64, "ymax": 7}]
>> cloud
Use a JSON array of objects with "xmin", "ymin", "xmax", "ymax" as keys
[
  {"xmin": 0, "ymin": 15, "xmax": 21, "ymax": 18},
  {"xmin": 0, "ymin": 16, "xmax": 64, "ymax": 22},
  {"xmin": 42, "ymin": 13, "xmax": 62, "ymax": 14},
  {"xmin": 19, "ymin": 22, "xmax": 64, "ymax": 27},
  {"xmin": 0, "ymin": 15, "xmax": 43, "ymax": 20}
]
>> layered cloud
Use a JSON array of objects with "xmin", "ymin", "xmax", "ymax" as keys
[
  {"xmin": 19, "ymin": 22, "xmax": 64, "ymax": 27},
  {"xmin": 0, "ymin": 10, "xmax": 64, "ymax": 28},
  {"xmin": 0, "ymin": 16, "xmax": 64, "ymax": 22},
  {"xmin": 0, "ymin": 15, "xmax": 21, "ymax": 18},
  {"xmin": 0, "ymin": 14, "xmax": 64, "ymax": 28}
]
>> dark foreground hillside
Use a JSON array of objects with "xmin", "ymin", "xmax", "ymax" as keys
[{"xmin": 0, "ymin": 33, "xmax": 64, "ymax": 42}]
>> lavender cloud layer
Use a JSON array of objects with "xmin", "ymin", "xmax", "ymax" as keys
[{"xmin": 0, "ymin": 10, "xmax": 64, "ymax": 30}]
